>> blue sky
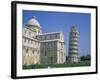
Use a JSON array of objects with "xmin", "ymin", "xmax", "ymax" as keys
[{"xmin": 22, "ymin": 10, "xmax": 91, "ymax": 57}]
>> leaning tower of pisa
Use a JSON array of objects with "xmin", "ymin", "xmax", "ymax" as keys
[{"xmin": 68, "ymin": 26, "xmax": 79, "ymax": 64}]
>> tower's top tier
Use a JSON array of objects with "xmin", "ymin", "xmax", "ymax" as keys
[{"xmin": 71, "ymin": 25, "xmax": 79, "ymax": 33}]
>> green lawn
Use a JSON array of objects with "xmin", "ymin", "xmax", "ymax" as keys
[{"xmin": 23, "ymin": 60, "xmax": 90, "ymax": 69}]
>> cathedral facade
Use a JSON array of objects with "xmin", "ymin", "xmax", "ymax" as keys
[{"xmin": 22, "ymin": 16, "xmax": 66, "ymax": 66}]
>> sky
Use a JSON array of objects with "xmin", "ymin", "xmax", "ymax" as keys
[{"xmin": 22, "ymin": 10, "xmax": 91, "ymax": 57}]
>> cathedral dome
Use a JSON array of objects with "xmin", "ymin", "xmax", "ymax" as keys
[{"xmin": 27, "ymin": 16, "xmax": 41, "ymax": 28}]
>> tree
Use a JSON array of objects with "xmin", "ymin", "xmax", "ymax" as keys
[
  {"xmin": 86, "ymin": 54, "xmax": 91, "ymax": 60},
  {"xmin": 80, "ymin": 54, "xmax": 91, "ymax": 61},
  {"xmin": 80, "ymin": 56, "xmax": 86, "ymax": 61}
]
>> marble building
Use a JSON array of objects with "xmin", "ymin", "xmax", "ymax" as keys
[
  {"xmin": 68, "ymin": 26, "xmax": 79, "ymax": 64},
  {"xmin": 22, "ymin": 16, "xmax": 66, "ymax": 66}
]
